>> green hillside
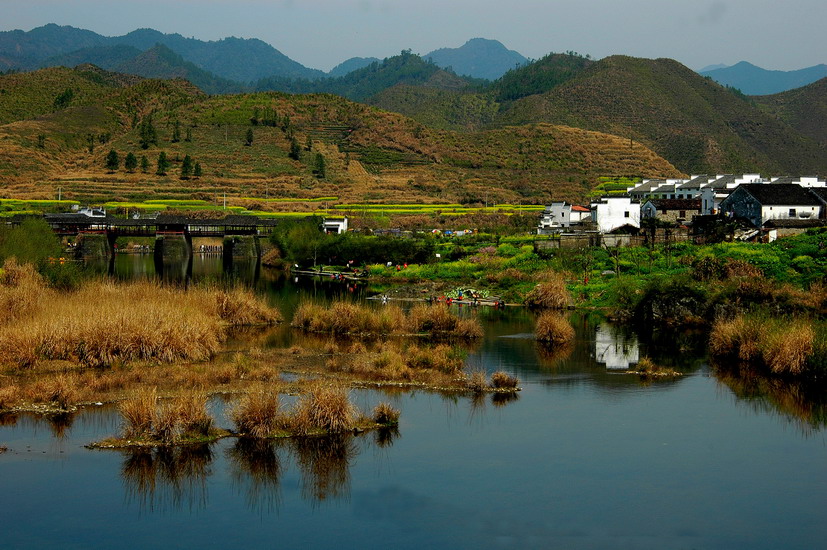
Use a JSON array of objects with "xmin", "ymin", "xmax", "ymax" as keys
[
  {"xmin": 0, "ymin": 66, "xmax": 682, "ymax": 207},
  {"xmin": 499, "ymin": 56, "xmax": 826, "ymax": 174},
  {"xmin": 753, "ymin": 77, "xmax": 827, "ymax": 149}
]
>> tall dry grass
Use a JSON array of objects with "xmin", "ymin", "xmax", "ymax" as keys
[
  {"xmin": 0, "ymin": 278, "xmax": 281, "ymax": 368},
  {"xmin": 535, "ymin": 312, "xmax": 575, "ymax": 345},
  {"xmin": 290, "ymin": 385, "xmax": 357, "ymax": 435},
  {"xmin": 0, "ymin": 258, "xmax": 46, "ymax": 323},
  {"xmin": 524, "ymin": 273, "xmax": 571, "ymax": 310},
  {"xmin": 120, "ymin": 387, "xmax": 214, "ymax": 444},
  {"xmin": 230, "ymin": 390, "xmax": 286, "ymax": 438},
  {"xmin": 293, "ymin": 300, "xmax": 482, "ymax": 339},
  {"xmin": 710, "ymin": 314, "xmax": 815, "ymax": 375}
]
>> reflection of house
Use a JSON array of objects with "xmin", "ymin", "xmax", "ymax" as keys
[
  {"xmin": 591, "ymin": 197, "xmax": 640, "ymax": 233},
  {"xmin": 594, "ymin": 323, "xmax": 639, "ymax": 370},
  {"xmin": 641, "ymin": 199, "xmax": 702, "ymax": 224},
  {"xmin": 719, "ymin": 184, "xmax": 825, "ymax": 228},
  {"xmin": 322, "ymin": 217, "xmax": 348, "ymax": 234}
]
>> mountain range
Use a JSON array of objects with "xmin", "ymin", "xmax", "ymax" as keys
[{"xmin": 700, "ymin": 61, "xmax": 827, "ymax": 95}]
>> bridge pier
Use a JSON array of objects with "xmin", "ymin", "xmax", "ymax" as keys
[
  {"xmin": 222, "ymin": 235, "xmax": 261, "ymax": 279},
  {"xmin": 154, "ymin": 233, "xmax": 193, "ymax": 280}
]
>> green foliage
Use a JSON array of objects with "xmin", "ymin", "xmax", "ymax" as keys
[
  {"xmin": 180, "ymin": 154, "xmax": 193, "ymax": 179},
  {"xmin": 0, "ymin": 217, "xmax": 62, "ymax": 266},
  {"xmin": 245, "ymin": 128, "xmax": 254, "ymax": 146},
  {"xmin": 171, "ymin": 119, "xmax": 181, "ymax": 143},
  {"xmin": 140, "ymin": 155, "xmax": 150, "ymax": 173},
  {"xmin": 193, "ymin": 162, "xmax": 202, "ymax": 178},
  {"xmin": 124, "ymin": 152, "xmax": 137, "ymax": 172},
  {"xmin": 105, "ymin": 149, "xmax": 119, "ymax": 171},
  {"xmin": 156, "ymin": 151, "xmax": 170, "ymax": 176},
  {"xmin": 138, "ymin": 115, "xmax": 157, "ymax": 149},
  {"xmin": 289, "ymin": 137, "xmax": 301, "ymax": 160},
  {"xmin": 493, "ymin": 52, "xmax": 594, "ymax": 102},
  {"xmin": 314, "ymin": 152, "xmax": 326, "ymax": 178},
  {"xmin": 53, "ymin": 87, "xmax": 74, "ymax": 110}
]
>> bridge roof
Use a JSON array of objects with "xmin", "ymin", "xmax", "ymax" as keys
[{"xmin": 43, "ymin": 213, "xmax": 282, "ymax": 227}]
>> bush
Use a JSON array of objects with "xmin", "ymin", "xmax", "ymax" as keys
[
  {"xmin": 524, "ymin": 273, "xmax": 571, "ymax": 309},
  {"xmin": 372, "ymin": 402, "xmax": 400, "ymax": 425},
  {"xmin": 231, "ymin": 390, "xmax": 284, "ymax": 438},
  {"xmin": 490, "ymin": 370, "xmax": 519, "ymax": 389},
  {"xmin": 535, "ymin": 312, "xmax": 575, "ymax": 345}
]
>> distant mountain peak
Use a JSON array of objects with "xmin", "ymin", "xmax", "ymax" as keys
[{"xmin": 425, "ymin": 38, "xmax": 527, "ymax": 80}]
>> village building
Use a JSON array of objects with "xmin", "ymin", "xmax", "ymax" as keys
[
  {"xmin": 322, "ymin": 217, "xmax": 348, "ymax": 234},
  {"xmin": 641, "ymin": 198, "xmax": 702, "ymax": 224},
  {"xmin": 591, "ymin": 196, "xmax": 640, "ymax": 233},
  {"xmin": 719, "ymin": 184, "xmax": 825, "ymax": 229},
  {"xmin": 537, "ymin": 202, "xmax": 591, "ymax": 234}
]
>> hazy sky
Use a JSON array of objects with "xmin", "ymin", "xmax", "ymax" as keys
[{"xmin": 2, "ymin": 0, "xmax": 824, "ymax": 72}]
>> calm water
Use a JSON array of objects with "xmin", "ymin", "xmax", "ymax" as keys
[{"xmin": 2, "ymin": 255, "xmax": 826, "ymax": 549}]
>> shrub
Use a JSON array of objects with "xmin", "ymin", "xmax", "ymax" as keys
[
  {"xmin": 231, "ymin": 390, "xmax": 284, "ymax": 438},
  {"xmin": 372, "ymin": 402, "xmax": 400, "ymax": 425},
  {"xmin": 120, "ymin": 387, "xmax": 158, "ymax": 439},
  {"xmin": 535, "ymin": 312, "xmax": 575, "ymax": 345},
  {"xmin": 466, "ymin": 370, "xmax": 488, "ymax": 392},
  {"xmin": 524, "ymin": 274, "xmax": 571, "ymax": 309},
  {"xmin": 490, "ymin": 370, "xmax": 519, "ymax": 389},
  {"xmin": 290, "ymin": 385, "xmax": 356, "ymax": 435}
]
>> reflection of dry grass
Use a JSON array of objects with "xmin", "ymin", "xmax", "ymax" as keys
[
  {"xmin": 291, "ymin": 434, "xmax": 356, "ymax": 502},
  {"xmin": 226, "ymin": 437, "xmax": 282, "ymax": 512},
  {"xmin": 121, "ymin": 444, "xmax": 213, "ymax": 511},
  {"xmin": 714, "ymin": 365, "xmax": 827, "ymax": 433},
  {"xmin": 466, "ymin": 370, "xmax": 488, "ymax": 392}
]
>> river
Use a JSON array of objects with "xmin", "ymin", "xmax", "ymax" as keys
[{"xmin": 1, "ymin": 254, "xmax": 825, "ymax": 549}]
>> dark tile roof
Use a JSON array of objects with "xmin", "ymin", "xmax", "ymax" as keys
[
  {"xmin": 707, "ymin": 175, "xmax": 737, "ymax": 189},
  {"xmin": 645, "ymin": 199, "xmax": 702, "ymax": 210},
  {"xmin": 738, "ymin": 184, "xmax": 823, "ymax": 206},
  {"xmin": 771, "ymin": 176, "xmax": 796, "ymax": 184},
  {"xmin": 807, "ymin": 188, "xmax": 827, "ymax": 203},
  {"xmin": 679, "ymin": 175, "xmax": 709, "ymax": 188}
]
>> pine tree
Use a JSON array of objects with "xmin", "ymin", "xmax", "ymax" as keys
[
  {"xmin": 314, "ymin": 152, "xmax": 326, "ymax": 178},
  {"xmin": 289, "ymin": 137, "xmax": 301, "ymax": 160},
  {"xmin": 180, "ymin": 154, "xmax": 193, "ymax": 179},
  {"xmin": 105, "ymin": 149, "xmax": 119, "ymax": 171},
  {"xmin": 185, "ymin": 127, "xmax": 192, "ymax": 142},
  {"xmin": 171, "ymin": 119, "xmax": 181, "ymax": 143},
  {"xmin": 140, "ymin": 155, "xmax": 149, "ymax": 173},
  {"xmin": 124, "ymin": 152, "xmax": 137, "ymax": 172},
  {"xmin": 245, "ymin": 128, "xmax": 254, "ymax": 146},
  {"xmin": 156, "ymin": 151, "xmax": 169, "ymax": 176},
  {"xmin": 305, "ymin": 134, "xmax": 313, "ymax": 151},
  {"xmin": 139, "ymin": 116, "xmax": 157, "ymax": 149},
  {"xmin": 193, "ymin": 162, "xmax": 202, "ymax": 178}
]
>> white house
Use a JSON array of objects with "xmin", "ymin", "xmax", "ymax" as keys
[
  {"xmin": 591, "ymin": 197, "xmax": 640, "ymax": 233},
  {"xmin": 719, "ymin": 184, "xmax": 824, "ymax": 228},
  {"xmin": 594, "ymin": 323, "xmax": 639, "ymax": 370},
  {"xmin": 322, "ymin": 217, "xmax": 348, "ymax": 234},
  {"xmin": 537, "ymin": 202, "xmax": 572, "ymax": 234}
]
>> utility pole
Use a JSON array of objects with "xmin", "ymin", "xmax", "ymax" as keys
[{"xmin": 223, "ymin": 192, "xmax": 226, "ymax": 210}]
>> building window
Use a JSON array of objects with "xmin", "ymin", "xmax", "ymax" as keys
[
  {"xmin": 624, "ymin": 211, "xmax": 630, "ymax": 218},
  {"xmin": 789, "ymin": 208, "xmax": 796, "ymax": 217},
  {"xmin": 679, "ymin": 210, "xmax": 686, "ymax": 218}
]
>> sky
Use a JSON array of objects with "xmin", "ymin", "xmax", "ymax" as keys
[{"xmin": 2, "ymin": 0, "xmax": 824, "ymax": 72}]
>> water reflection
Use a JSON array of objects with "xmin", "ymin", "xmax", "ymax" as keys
[
  {"xmin": 291, "ymin": 434, "xmax": 358, "ymax": 503},
  {"xmin": 227, "ymin": 438, "xmax": 283, "ymax": 513},
  {"xmin": 45, "ymin": 412, "xmax": 76, "ymax": 439},
  {"xmin": 714, "ymin": 366, "xmax": 827, "ymax": 434},
  {"xmin": 121, "ymin": 444, "xmax": 213, "ymax": 513},
  {"xmin": 594, "ymin": 322, "xmax": 639, "ymax": 370},
  {"xmin": 374, "ymin": 426, "xmax": 400, "ymax": 448}
]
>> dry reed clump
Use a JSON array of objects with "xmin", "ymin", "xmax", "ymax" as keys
[
  {"xmin": 290, "ymin": 385, "xmax": 357, "ymax": 435},
  {"xmin": 213, "ymin": 286, "xmax": 282, "ymax": 326},
  {"xmin": 25, "ymin": 374, "xmax": 84, "ymax": 410},
  {"xmin": 372, "ymin": 402, "xmax": 400, "ymax": 425},
  {"xmin": 466, "ymin": 370, "xmax": 488, "ymax": 392},
  {"xmin": 0, "ymin": 383, "xmax": 20, "ymax": 410},
  {"xmin": 406, "ymin": 344, "xmax": 465, "ymax": 373},
  {"xmin": 535, "ymin": 312, "xmax": 575, "ymax": 345},
  {"xmin": 524, "ymin": 274, "xmax": 571, "ymax": 310},
  {"xmin": 230, "ymin": 390, "xmax": 285, "ymax": 438},
  {"xmin": 490, "ymin": 370, "xmax": 519, "ymax": 390},
  {"xmin": 0, "ymin": 258, "xmax": 47, "ymax": 323},
  {"xmin": 0, "ymin": 279, "xmax": 241, "ymax": 368},
  {"xmin": 406, "ymin": 304, "xmax": 483, "ymax": 339},
  {"xmin": 710, "ymin": 315, "xmax": 815, "ymax": 375},
  {"xmin": 119, "ymin": 387, "xmax": 215, "ymax": 444}
]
